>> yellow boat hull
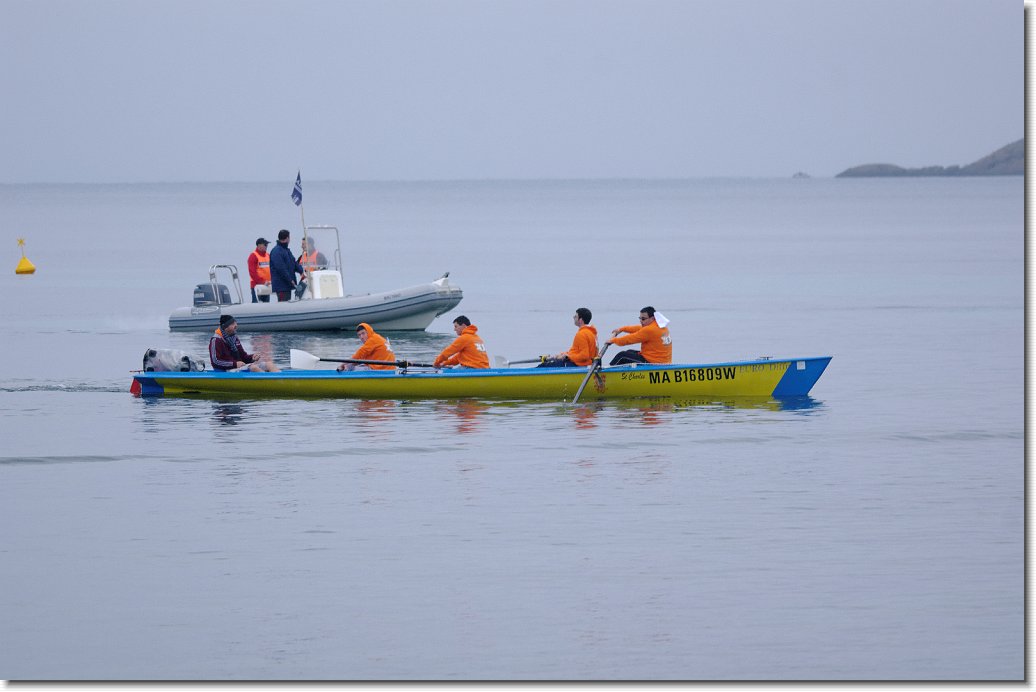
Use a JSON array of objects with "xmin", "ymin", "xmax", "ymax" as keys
[{"xmin": 133, "ymin": 357, "xmax": 831, "ymax": 400}]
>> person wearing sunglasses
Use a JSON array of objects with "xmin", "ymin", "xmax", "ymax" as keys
[{"xmin": 607, "ymin": 306, "xmax": 672, "ymax": 366}]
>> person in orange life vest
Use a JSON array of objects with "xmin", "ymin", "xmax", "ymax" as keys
[
  {"xmin": 298, "ymin": 237, "xmax": 328, "ymax": 272},
  {"xmin": 247, "ymin": 237, "xmax": 272, "ymax": 303},
  {"xmin": 209, "ymin": 314, "xmax": 279, "ymax": 372},
  {"xmin": 537, "ymin": 307, "xmax": 599, "ymax": 367},
  {"xmin": 433, "ymin": 315, "xmax": 490, "ymax": 369},
  {"xmin": 607, "ymin": 306, "xmax": 672, "ymax": 365},
  {"xmin": 337, "ymin": 323, "xmax": 397, "ymax": 371}
]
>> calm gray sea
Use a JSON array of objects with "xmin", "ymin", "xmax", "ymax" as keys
[{"xmin": 0, "ymin": 178, "xmax": 1023, "ymax": 680}]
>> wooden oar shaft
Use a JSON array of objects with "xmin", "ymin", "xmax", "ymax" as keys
[
  {"xmin": 572, "ymin": 342, "xmax": 611, "ymax": 404},
  {"xmin": 290, "ymin": 348, "xmax": 437, "ymax": 370},
  {"xmin": 333, "ymin": 357, "xmax": 437, "ymax": 368},
  {"xmin": 509, "ymin": 357, "xmax": 546, "ymax": 365}
]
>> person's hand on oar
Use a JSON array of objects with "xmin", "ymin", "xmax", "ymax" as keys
[
  {"xmin": 334, "ymin": 323, "xmax": 400, "ymax": 371},
  {"xmin": 540, "ymin": 307, "xmax": 598, "ymax": 369},
  {"xmin": 606, "ymin": 306, "xmax": 672, "ymax": 367}
]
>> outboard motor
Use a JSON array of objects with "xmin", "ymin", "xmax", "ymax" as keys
[
  {"xmin": 193, "ymin": 283, "xmax": 232, "ymax": 306},
  {"xmin": 143, "ymin": 348, "xmax": 206, "ymax": 372}
]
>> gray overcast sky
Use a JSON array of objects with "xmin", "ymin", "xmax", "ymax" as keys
[{"xmin": 0, "ymin": 0, "xmax": 1022, "ymax": 182}]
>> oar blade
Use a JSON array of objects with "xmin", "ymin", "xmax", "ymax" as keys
[{"xmin": 289, "ymin": 348, "xmax": 321, "ymax": 370}]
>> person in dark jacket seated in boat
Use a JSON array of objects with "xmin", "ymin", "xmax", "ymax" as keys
[
  {"xmin": 607, "ymin": 306, "xmax": 672, "ymax": 365},
  {"xmin": 269, "ymin": 229, "xmax": 306, "ymax": 302},
  {"xmin": 537, "ymin": 307, "xmax": 599, "ymax": 368},
  {"xmin": 209, "ymin": 314, "xmax": 279, "ymax": 372}
]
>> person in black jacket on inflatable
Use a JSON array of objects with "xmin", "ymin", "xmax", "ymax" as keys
[{"xmin": 269, "ymin": 229, "xmax": 305, "ymax": 302}]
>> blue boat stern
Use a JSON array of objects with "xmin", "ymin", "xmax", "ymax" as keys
[
  {"xmin": 132, "ymin": 375, "xmax": 166, "ymax": 397},
  {"xmin": 771, "ymin": 356, "xmax": 832, "ymax": 397}
]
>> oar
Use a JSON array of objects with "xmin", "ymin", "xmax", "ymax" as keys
[
  {"xmin": 289, "ymin": 348, "xmax": 436, "ymax": 370},
  {"xmin": 571, "ymin": 342, "xmax": 612, "ymax": 404},
  {"xmin": 493, "ymin": 355, "xmax": 547, "ymax": 367}
]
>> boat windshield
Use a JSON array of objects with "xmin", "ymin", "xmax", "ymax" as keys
[{"xmin": 301, "ymin": 227, "xmax": 341, "ymax": 272}]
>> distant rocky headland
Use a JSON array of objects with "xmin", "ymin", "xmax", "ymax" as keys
[{"xmin": 836, "ymin": 138, "xmax": 1023, "ymax": 177}]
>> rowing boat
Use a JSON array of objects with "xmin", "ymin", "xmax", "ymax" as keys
[{"xmin": 132, "ymin": 356, "xmax": 832, "ymax": 400}]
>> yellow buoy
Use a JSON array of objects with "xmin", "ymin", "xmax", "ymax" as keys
[{"xmin": 15, "ymin": 238, "xmax": 36, "ymax": 275}]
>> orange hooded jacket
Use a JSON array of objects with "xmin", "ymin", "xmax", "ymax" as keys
[
  {"xmin": 607, "ymin": 320, "xmax": 672, "ymax": 363},
  {"xmin": 434, "ymin": 324, "xmax": 490, "ymax": 368},
  {"xmin": 352, "ymin": 323, "xmax": 396, "ymax": 370},
  {"xmin": 564, "ymin": 325, "xmax": 599, "ymax": 366}
]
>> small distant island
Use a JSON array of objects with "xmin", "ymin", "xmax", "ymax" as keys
[{"xmin": 836, "ymin": 138, "xmax": 1023, "ymax": 177}]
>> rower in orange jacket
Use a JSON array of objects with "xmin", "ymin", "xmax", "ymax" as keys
[
  {"xmin": 337, "ymin": 323, "xmax": 396, "ymax": 371},
  {"xmin": 537, "ymin": 307, "xmax": 599, "ymax": 367},
  {"xmin": 434, "ymin": 315, "xmax": 490, "ymax": 369},
  {"xmin": 607, "ymin": 306, "xmax": 672, "ymax": 365}
]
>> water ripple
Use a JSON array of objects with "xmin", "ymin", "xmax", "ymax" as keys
[
  {"xmin": 0, "ymin": 454, "xmax": 139, "ymax": 465},
  {"xmin": 887, "ymin": 430, "xmax": 1023, "ymax": 443},
  {"xmin": 0, "ymin": 381, "xmax": 126, "ymax": 393}
]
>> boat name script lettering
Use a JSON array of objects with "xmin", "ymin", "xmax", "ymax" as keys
[
  {"xmin": 649, "ymin": 366, "xmax": 737, "ymax": 385},
  {"xmin": 746, "ymin": 362, "xmax": 790, "ymax": 373},
  {"xmin": 382, "ymin": 293, "xmax": 402, "ymax": 301}
]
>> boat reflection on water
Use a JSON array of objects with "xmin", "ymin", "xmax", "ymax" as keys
[
  {"xmin": 355, "ymin": 398, "xmax": 398, "ymax": 419},
  {"xmin": 345, "ymin": 398, "xmax": 493, "ymax": 436},
  {"xmin": 434, "ymin": 399, "xmax": 491, "ymax": 435},
  {"xmin": 561, "ymin": 395, "xmax": 824, "ymax": 429},
  {"xmin": 570, "ymin": 403, "xmax": 601, "ymax": 430},
  {"xmin": 346, "ymin": 399, "xmax": 399, "ymax": 440},
  {"xmin": 407, "ymin": 395, "xmax": 828, "ymax": 434},
  {"xmin": 141, "ymin": 395, "xmax": 252, "ymax": 430},
  {"xmin": 616, "ymin": 395, "xmax": 825, "ymax": 413},
  {"xmin": 139, "ymin": 392, "xmax": 825, "ymax": 438},
  {"xmin": 211, "ymin": 402, "xmax": 246, "ymax": 426}
]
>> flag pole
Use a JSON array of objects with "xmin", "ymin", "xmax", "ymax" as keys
[
  {"xmin": 292, "ymin": 170, "xmax": 310, "ymax": 291},
  {"xmin": 293, "ymin": 169, "xmax": 308, "ymax": 247}
]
